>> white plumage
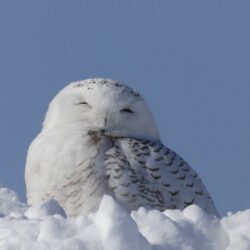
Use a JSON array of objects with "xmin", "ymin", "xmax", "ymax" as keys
[{"xmin": 25, "ymin": 78, "xmax": 218, "ymax": 217}]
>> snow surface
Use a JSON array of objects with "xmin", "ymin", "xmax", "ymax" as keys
[{"xmin": 0, "ymin": 187, "xmax": 249, "ymax": 250}]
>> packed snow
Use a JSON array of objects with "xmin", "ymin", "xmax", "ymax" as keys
[{"xmin": 0, "ymin": 187, "xmax": 249, "ymax": 250}]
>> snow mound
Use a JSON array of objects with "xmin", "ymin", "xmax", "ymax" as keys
[
  {"xmin": 0, "ymin": 188, "xmax": 249, "ymax": 250},
  {"xmin": 0, "ymin": 188, "xmax": 27, "ymax": 217}
]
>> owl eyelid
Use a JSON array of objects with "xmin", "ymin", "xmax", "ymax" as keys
[
  {"xmin": 77, "ymin": 101, "xmax": 92, "ymax": 108},
  {"xmin": 121, "ymin": 108, "xmax": 134, "ymax": 114}
]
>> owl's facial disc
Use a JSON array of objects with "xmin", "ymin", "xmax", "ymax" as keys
[{"xmin": 43, "ymin": 78, "xmax": 160, "ymax": 142}]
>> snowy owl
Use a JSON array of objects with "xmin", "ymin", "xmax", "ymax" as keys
[{"xmin": 25, "ymin": 78, "xmax": 218, "ymax": 217}]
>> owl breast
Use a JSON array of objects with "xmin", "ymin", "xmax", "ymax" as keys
[
  {"xmin": 26, "ymin": 131, "xmax": 112, "ymax": 217},
  {"xmin": 58, "ymin": 135, "xmax": 113, "ymax": 216}
]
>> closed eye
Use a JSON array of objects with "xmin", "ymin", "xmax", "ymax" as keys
[
  {"xmin": 121, "ymin": 108, "xmax": 134, "ymax": 114},
  {"xmin": 77, "ymin": 101, "xmax": 92, "ymax": 108},
  {"xmin": 78, "ymin": 101, "xmax": 88, "ymax": 105}
]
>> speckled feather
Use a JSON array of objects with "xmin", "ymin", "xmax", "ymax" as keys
[{"xmin": 105, "ymin": 138, "xmax": 218, "ymax": 216}]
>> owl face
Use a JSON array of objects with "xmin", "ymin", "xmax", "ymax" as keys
[{"xmin": 43, "ymin": 79, "xmax": 160, "ymax": 141}]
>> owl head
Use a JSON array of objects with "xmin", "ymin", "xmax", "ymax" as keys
[{"xmin": 42, "ymin": 78, "xmax": 160, "ymax": 142}]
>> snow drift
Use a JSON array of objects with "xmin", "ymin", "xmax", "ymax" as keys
[{"xmin": 0, "ymin": 187, "xmax": 249, "ymax": 250}]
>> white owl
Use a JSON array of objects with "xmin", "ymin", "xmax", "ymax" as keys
[{"xmin": 25, "ymin": 78, "xmax": 219, "ymax": 217}]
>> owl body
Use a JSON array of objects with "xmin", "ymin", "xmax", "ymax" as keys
[{"xmin": 25, "ymin": 78, "xmax": 218, "ymax": 217}]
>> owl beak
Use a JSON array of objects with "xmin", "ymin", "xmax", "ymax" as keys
[
  {"xmin": 100, "ymin": 129, "xmax": 105, "ymax": 136},
  {"xmin": 88, "ymin": 129, "xmax": 105, "ymax": 137},
  {"xmin": 88, "ymin": 129, "xmax": 123, "ymax": 139}
]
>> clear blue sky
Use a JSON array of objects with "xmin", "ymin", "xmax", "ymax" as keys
[{"xmin": 0, "ymin": 0, "xmax": 249, "ymax": 215}]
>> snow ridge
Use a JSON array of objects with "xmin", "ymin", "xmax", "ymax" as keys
[{"xmin": 0, "ymin": 188, "xmax": 249, "ymax": 250}]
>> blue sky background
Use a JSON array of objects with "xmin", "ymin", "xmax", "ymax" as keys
[{"xmin": 0, "ymin": 0, "xmax": 249, "ymax": 215}]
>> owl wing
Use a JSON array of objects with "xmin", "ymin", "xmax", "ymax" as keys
[{"xmin": 105, "ymin": 138, "xmax": 219, "ymax": 216}]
